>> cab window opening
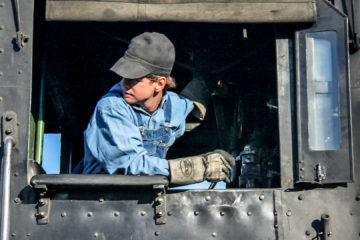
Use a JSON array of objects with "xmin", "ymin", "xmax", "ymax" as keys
[{"xmin": 31, "ymin": 21, "xmax": 281, "ymax": 189}]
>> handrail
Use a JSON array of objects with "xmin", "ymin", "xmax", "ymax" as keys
[
  {"xmin": 30, "ymin": 174, "xmax": 169, "ymax": 190},
  {"xmin": 1, "ymin": 138, "xmax": 14, "ymax": 240}
]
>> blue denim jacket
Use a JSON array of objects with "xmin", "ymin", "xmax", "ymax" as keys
[{"xmin": 81, "ymin": 82, "xmax": 194, "ymax": 175}]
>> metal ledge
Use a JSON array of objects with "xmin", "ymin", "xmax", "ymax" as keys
[{"xmin": 30, "ymin": 174, "xmax": 169, "ymax": 190}]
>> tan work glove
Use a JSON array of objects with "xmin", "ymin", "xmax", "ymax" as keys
[{"xmin": 168, "ymin": 150, "xmax": 235, "ymax": 185}]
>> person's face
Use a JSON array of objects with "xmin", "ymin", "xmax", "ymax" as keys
[{"xmin": 121, "ymin": 77, "xmax": 158, "ymax": 105}]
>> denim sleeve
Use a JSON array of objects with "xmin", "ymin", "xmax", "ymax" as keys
[
  {"xmin": 169, "ymin": 93, "xmax": 194, "ymax": 140},
  {"xmin": 84, "ymin": 104, "xmax": 170, "ymax": 176}
]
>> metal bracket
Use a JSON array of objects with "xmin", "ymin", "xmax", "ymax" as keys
[
  {"xmin": 315, "ymin": 164, "xmax": 326, "ymax": 183},
  {"xmin": 321, "ymin": 214, "xmax": 332, "ymax": 239},
  {"xmin": 35, "ymin": 198, "xmax": 51, "ymax": 225},
  {"xmin": 153, "ymin": 184, "xmax": 166, "ymax": 225},
  {"xmin": 2, "ymin": 111, "xmax": 18, "ymax": 146}
]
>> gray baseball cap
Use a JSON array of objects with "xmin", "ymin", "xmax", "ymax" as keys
[{"xmin": 110, "ymin": 32, "xmax": 175, "ymax": 79}]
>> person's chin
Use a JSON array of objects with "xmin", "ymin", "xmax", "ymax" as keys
[{"xmin": 123, "ymin": 96, "xmax": 137, "ymax": 105}]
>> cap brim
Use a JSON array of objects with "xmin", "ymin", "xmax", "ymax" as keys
[{"xmin": 110, "ymin": 57, "xmax": 151, "ymax": 79}]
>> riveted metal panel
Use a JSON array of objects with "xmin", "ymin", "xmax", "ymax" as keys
[
  {"xmin": 11, "ymin": 189, "xmax": 278, "ymax": 240},
  {"xmin": 280, "ymin": 186, "xmax": 360, "ymax": 239}
]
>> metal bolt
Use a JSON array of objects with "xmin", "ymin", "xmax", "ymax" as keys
[
  {"xmin": 157, "ymin": 212, "xmax": 163, "ymax": 217},
  {"xmin": 140, "ymin": 211, "xmax": 146, "ymax": 216},
  {"xmin": 14, "ymin": 197, "xmax": 21, "ymax": 204},
  {"xmin": 0, "ymin": 25, "xmax": 4, "ymax": 30},
  {"xmin": 5, "ymin": 128, "xmax": 13, "ymax": 135},
  {"xmin": 273, "ymin": 211, "xmax": 278, "ymax": 216},
  {"xmin": 220, "ymin": 211, "xmax": 225, "ymax": 216},
  {"xmin": 305, "ymin": 230, "xmax": 311, "ymax": 236},
  {"xmin": 274, "ymin": 224, "xmax": 278, "ymax": 229},
  {"xmin": 247, "ymin": 211, "xmax": 252, "ymax": 216},
  {"xmin": 167, "ymin": 211, "xmax": 173, "ymax": 216},
  {"xmin": 61, "ymin": 212, "xmax": 67, "ymax": 217},
  {"xmin": 26, "ymin": 233, "xmax": 31, "ymax": 237},
  {"xmin": 300, "ymin": 167, "xmax": 304, "ymax": 171},
  {"xmin": 194, "ymin": 211, "xmax": 199, "ymax": 216},
  {"xmin": 5, "ymin": 115, "xmax": 13, "ymax": 121},
  {"xmin": 93, "ymin": 232, "xmax": 98, "ymax": 238},
  {"xmin": 156, "ymin": 198, "xmax": 163, "ymax": 205},
  {"xmin": 99, "ymin": 197, "xmax": 104, "ymax": 203},
  {"xmin": 298, "ymin": 194, "xmax": 304, "ymax": 200},
  {"xmin": 154, "ymin": 231, "xmax": 160, "ymax": 236},
  {"xmin": 39, "ymin": 199, "xmax": 46, "ymax": 206},
  {"xmin": 300, "ymin": 175, "xmax": 304, "ymax": 179},
  {"xmin": 211, "ymin": 232, "xmax": 217, "ymax": 238},
  {"xmin": 87, "ymin": 212, "xmax": 93, "ymax": 217},
  {"xmin": 0, "ymin": 48, "xmax": 4, "ymax": 53},
  {"xmin": 38, "ymin": 212, "xmax": 46, "ymax": 218},
  {"xmin": 286, "ymin": 210, "xmax": 292, "ymax": 216},
  {"xmin": 205, "ymin": 196, "xmax": 211, "ymax": 201},
  {"xmin": 328, "ymin": 232, "xmax": 332, "ymax": 237},
  {"xmin": 11, "ymin": 233, "xmax": 15, "ymax": 237},
  {"xmin": 0, "ymin": 3, "xmax": 4, "ymax": 7},
  {"xmin": 114, "ymin": 211, "xmax": 120, "ymax": 217},
  {"xmin": 259, "ymin": 195, "xmax": 265, "ymax": 200}
]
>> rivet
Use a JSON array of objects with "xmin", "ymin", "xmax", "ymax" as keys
[
  {"xmin": 38, "ymin": 212, "xmax": 46, "ymax": 218},
  {"xmin": 14, "ymin": 197, "xmax": 21, "ymax": 204},
  {"xmin": 274, "ymin": 224, "xmax": 278, "ymax": 229},
  {"xmin": 11, "ymin": 233, "xmax": 16, "ymax": 237},
  {"xmin": 305, "ymin": 230, "xmax": 311, "ymax": 236},
  {"xmin": 300, "ymin": 175, "xmax": 304, "ymax": 179},
  {"xmin": 87, "ymin": 212, "xmax": 93, "ymax": 217},
  {"xmin": 247, "ymin": 211, "xmax": 252, "ymax": 216},
  {"xmin": 350, "ymin": 212, "xmax": 353, "ymax": 216},
  {"xmin": 154, "ymin": 231, "xmax": 160, "ymax": 236},
  {"xmin": 205, "ymin": 196, "xmax": 211, "ymax": 201},
  {"xmin": 0, "ymin": 72, "xmax": 2, "ymax": 77},
  {"xmin": 259, "ymin": 195, "xmax": 265, "ymax": 200},
  {"xmin": 99, "ymin": 197, "xmax": 104, "ymax": 203},
  {"xmin": 356, "ymin": 195, "xmax": 360, "ymax": 201},
  {"xmin": 167, "ymin": 211, "xmax": 173, "ymax": 216},
  {"xmin": 93, "ymin": 232, "xmax": 98, "ymax": 238},
  {"xmin": 157, "ymin": 212, "xmax": 163, "ymax": 217},
  {"xmin": 273, "ymin": 211, "xmax": 278, "ymax": 216},
  {"xmin": 286, "ymin": 210, "xmax": 292, "ymax": 216},
  {"xmin": 26, "ymin": 233, "xmax": 31, "ymax": 237},
  {"xmin": 0, "ymin": 25, "xmax": 4, "ymax": 30},
  {"xmin": 220, "ymin": 211, "xmax": 225, "ymax": 216},
  {"xmin": 298, "ymin": 194, "xmax": 304, "ymax": 200},
  {"xmin": 194, "ymin": 211, "xmax": 199, "ymax": 216},
  {"xmin": 0, "ymin": 48, "xmax": 4, "ymax": 53},
  {"xmin": 114, "ymin": 211, "xmax": 120, "ymax": 217},
  {"xmin": 140, "ymin": 211, "xmax": 146, "ymax": 216},
  {"xmin": 300, "ymin": 167, "xmax": 304, "ymax": 171},
  {"xmin": 299, "ymin": 160, "xmax": 304, "ymax": 163},
  {"xmin": 18, "ymin": 70, "xmax": 22, "ymax": 74},
  {"xmin": 211, "ymin": 232, "xmax": 217, "ymax": 238},
  {"xmin": 0, "ymin": 3, "xmax": 4, "ymax": 7}
]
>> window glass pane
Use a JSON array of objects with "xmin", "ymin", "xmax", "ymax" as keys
[
  {"xmin": 42, "ymin": 133, "xmax": 61, "ymax": 173},
  {"xmin": 306, "ymin": 31, "xmax": 341, "ymax": 150}
]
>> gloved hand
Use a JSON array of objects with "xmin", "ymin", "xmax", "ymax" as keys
[{"xmin": 168, "ymin": 150, "xmax": 235, "ymax": 185}]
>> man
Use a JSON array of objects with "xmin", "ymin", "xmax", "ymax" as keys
[{"xmin": 78, "ymin": 32, "xmax": 234, "ymax": 185}]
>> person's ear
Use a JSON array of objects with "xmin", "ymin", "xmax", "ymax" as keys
[{"xmin": 155, "ymin": 76, "xmax": 166, "ymax": 92}]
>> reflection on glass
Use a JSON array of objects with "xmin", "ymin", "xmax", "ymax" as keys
[{"xmin": 306, "ymin": 31, "xmax": 341, "ymax": 150}]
